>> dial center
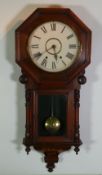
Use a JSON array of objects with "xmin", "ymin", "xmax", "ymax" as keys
[{"xmin": 45, "ymin": 38, "xmax": 62, "ymax": 55}]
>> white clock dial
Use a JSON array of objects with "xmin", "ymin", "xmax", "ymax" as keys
[{"xmin": 28, "ymin": 21, "xmax": 81, "ymax": 72}]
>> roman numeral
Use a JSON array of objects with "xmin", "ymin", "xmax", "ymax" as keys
[
  {"xmin": 41, "ymin": 26, "xmax": 47, "ymax": 33},
  {"xmin": 52, "ymin": 61, "xmax": 56, "ymax": 69},
  {"xmin": 33, "ymin": 52, "xmax": 42, "ymax": 59},
  {"xmin": 69, "ymin": 44, "xmax": 77, "ymax": 49},
  {"xmin": 41, "ymin": 58, "xmax": 47, "ymax": 67},
  {"xmin": 66, "ymin": 52, "xmax": 74, "ymax": 60},
  {"xmin": 61, "ymin": 26, "xmax": 66, "ymax": 33},
  {"xmin": 33, "ymin": 35, "xmax": 41, "ymax": 39},
  {"xmin": 67, "ymin": 34, "xmax": 74, "ymax": 39},
  {"xmin": 31, "ymin": 44, "xmax": 39, "ymax": 48},
  {"xmin": 50, "ymin": 22, "xmax": 56, "ymax": 31}
]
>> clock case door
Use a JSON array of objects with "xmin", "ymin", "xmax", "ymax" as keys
[
  {"xmin": 33, "ymin": 90, "xmax": 75, "ymax": 144},
  {"xmin": 16, "ymin": 8, "xmax": 91, "ymax": 172}
]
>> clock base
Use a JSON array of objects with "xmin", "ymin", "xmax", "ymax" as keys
[{"xmin": 23, "ymin": 138, "xmax": 82, "ymax": 172}]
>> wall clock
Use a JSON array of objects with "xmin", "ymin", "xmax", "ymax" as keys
[{"xmin": 15, "ymin": 7, "xmax": 91, "ymax": 172}]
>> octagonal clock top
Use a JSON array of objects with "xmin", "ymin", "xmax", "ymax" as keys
[{"xmin": 16, "ymin": 8, "xmax": 91, "ymax": 88}]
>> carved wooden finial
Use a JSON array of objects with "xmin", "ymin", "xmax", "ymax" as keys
[{"xmin": 44, "ymin": 151, "xmax": 59, "ymax": 172}]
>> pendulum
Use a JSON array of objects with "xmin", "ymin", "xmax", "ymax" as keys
[{"xmin": 44, "ymin": 95, "xmax": 61, "ymax": 134}]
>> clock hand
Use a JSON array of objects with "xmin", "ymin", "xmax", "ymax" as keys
[
  {"xmin": 34, "ymin": 45, "xmax": 58, "ymax": 59},
  {"xmin": 54, "ymin": 53, "xmax": 58, "ymax": 60},
  {"xmin": 33, "ymin": 46, "xmax": 53, "ymax": 59},
  {"xmin": 52, "ymin": 45, "xmax": 58, "ymax": 61},
  {"xmin": 41, "ymin": 45, "xmax": 54, "ymax": 55},
  {"xmin": 46, "ymin": 45, "xmax": 54, "ymax": 52}
]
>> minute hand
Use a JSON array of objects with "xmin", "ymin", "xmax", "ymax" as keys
[{"xmin": 52, "ymin": 45, "xmax": 58, "ymax": 61}]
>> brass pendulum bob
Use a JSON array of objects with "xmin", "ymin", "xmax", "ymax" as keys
[{"xmin": 44, "ymin": 96, "xmax": 61, "ymax": 134}]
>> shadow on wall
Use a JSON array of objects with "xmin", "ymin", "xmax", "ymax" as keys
[
  {"xmin": 70, "ymin": 6, "xmax": 101, "ymax": 151},
  {"xmin": 4, "ymin": 4, "xmax": 47, "ymax": 152},
  {"xmin": 3, "ymin": 4, "xmax": 102, "ymax": 154}
]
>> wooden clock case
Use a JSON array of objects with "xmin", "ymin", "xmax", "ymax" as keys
[{"xmin": 15, "ymin": 8, "xmax": 91, "ymax": 172}]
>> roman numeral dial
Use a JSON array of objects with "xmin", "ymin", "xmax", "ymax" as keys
[
  {"xmin": 31, "ymin": 44, "xmax": 39, "ymax": 48},
  {"xmin": 50, "ymin": 22, "xmax": 56, "ymax": 31},
  {"xmin": 41, "ymin": 26, "xmax": 47, "ymax": 33},
  {"xmin": 66, "ymin": 52, "xmax": 74, "ymax": 59},
  {"xmin": 52, "ymin": 61, "xmax": 56, "ymax": 69},
  {"xmin": 28, "ymin": 21, "xmax": 80, "ymax": 72}
]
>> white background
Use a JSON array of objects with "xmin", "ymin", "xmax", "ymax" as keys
[{"xmin": 0, "ymin": 0, "xmax": 102, "ymax": 175}]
